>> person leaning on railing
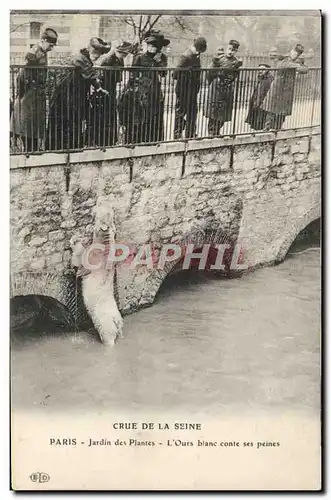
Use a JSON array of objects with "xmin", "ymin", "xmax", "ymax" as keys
[
  {"xmin": 203, "ymin": 40, "xmax": 242, "ymax": 137},
  {"xmin": 10, "ymin": 28, "xmax": 58, "ymax": 153},
  {"xmin": 260, "ymin": 43, "xmax": 309, "ymax": 131},
  {"xmin": 90, "ymin": 41, "xmax": 133, "ymax": 147},
  {"xmin": 172, "ymin": 37, "xmax": 207, "ymax": 140},
  {"xmin": 127, "ymin": 32, "xmax": 169, "ymax": 144},
  {"xmin": 45, "ymin": 37, "xmax": 110, "ymax": 151},
  {"xmin": 245, "ymin": 64, "xmax": 274, "ymax": 131}
]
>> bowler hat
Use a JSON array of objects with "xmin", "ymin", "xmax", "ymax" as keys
[
  {"xmin": 229, "ymin": 39, "xmax": 240, "ymax": 50},
  {"xmin": 193, "ymin": 37, "xmax": 207, "ymax": 53},
  {"xmin": 90, "ymin": 37, "xmax": 111, "ymax": 54},
  {"xmin": 42, "ymin": 28, "xmax": 58, "ymax": 45}
]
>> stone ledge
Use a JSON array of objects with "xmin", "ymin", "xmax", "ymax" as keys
[{"xmin": 10, "ymin": 127, "xmax": 321, "ymax": 169}]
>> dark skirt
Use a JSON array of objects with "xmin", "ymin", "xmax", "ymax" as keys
[
  {"xmin": 245, "ymin": 105, "xmax": 269, "ymax": 131},
  {"xmin": 86, "ymin": 93, "xmax": 118, "ymax": 147}
]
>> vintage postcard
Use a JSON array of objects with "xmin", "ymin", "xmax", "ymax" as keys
[{"xmin": 10, "ymin": 9, "xmax": 321, "ymax": 491}]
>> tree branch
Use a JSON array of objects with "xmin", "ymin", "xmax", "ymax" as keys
[
  {"xmin": 141, "ymin": 15, "xmax": 151, "ymax": 35},
  {"xmin": 148, "ymin": 14, "xmax": 162, "ymax": 33}
]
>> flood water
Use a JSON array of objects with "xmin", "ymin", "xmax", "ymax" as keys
[{"xmin": 11, "ymin": 237, "xmax": 321, "ymax": 417}]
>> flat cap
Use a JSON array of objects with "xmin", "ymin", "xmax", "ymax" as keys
[
  {"xmin": 229, "ymin": 39, "xmax": 240, "ymax": 50},
  {"xmin": 41, "ymin": 28, "xmax": 58, "ymax": 45},
  {"xmin": 294, "ymin": 43, "xmax": 304, "ymax": 54}
]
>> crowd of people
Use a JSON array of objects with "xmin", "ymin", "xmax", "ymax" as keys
[{"xmin": 10, "ymin": 27, "xmax": 310, "ymax": 152}]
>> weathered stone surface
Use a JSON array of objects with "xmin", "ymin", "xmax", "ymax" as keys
[
  {"xmin": 49, "ymin": 230, "xmax": 65, "ymax": 241},
  {"xmin": 10, "ymin": 132, "xmax": 321, "ymax": 320}
]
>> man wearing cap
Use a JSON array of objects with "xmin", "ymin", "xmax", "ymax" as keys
[
  {"xmin": 10, "ymin": 28, "xmax": 58, "ymax": 153},
  {"xmin": 90, "ymin": 41, "xmax": 133, "ymax": 147},
  {"xmin": 120, "ymin": 31, "xmax": 169, "ymax": 144},
  {"xmin": 46, "ymin": 37, "xmax": 110, "ymax": 150},
  {"xmin": 173, "ymin": 37, "xmax": 207, "ymax": 139},
  {"xmin": 204, "ymin": 40, "xmax": 242, "ymax": 136},
  {"xmin": 261, "ymin": 43, "xmax": 308, "ymax": 131},
  {"xmin": 245, "ymin": 64, "xmax": 274, "ymax": 130}
]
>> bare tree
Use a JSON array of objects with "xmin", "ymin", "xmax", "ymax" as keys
[{"xmin": 123, "ymin": 14, "xmax": 162, "ymax": 54}]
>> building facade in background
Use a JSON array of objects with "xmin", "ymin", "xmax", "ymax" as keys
[{"xmin": 10, "ymin": 12, "xmax": 321, "ymax": 66}]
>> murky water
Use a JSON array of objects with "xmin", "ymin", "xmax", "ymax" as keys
[{"xmin": 11, "ymin": 242, "xmax": 320, "ymax": 416}]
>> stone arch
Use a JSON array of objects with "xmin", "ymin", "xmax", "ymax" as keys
[
  {"xmin": 137, "ymin": 224, "xmax": 238, "ymax": 309},
  {"xmin": 10, "ymin": 270, "xmax": 91, "ymax": 328},
  {"xmin": 275, "ymin": 203, "xmax": 321, "ymax": 263}
]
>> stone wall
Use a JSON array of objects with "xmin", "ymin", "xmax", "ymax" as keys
[{"xmin": 10, "ymin": 128, "xmax": 321, "ymax": 313}]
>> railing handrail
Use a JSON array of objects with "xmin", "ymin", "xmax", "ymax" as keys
[{"xmin": 9, "ymin": 64, "xmax": 322, "ymax": 71}]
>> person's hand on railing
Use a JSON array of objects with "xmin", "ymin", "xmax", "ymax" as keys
[
  {"xmin": 153, "ymin": 52, "xmax": 163, "ymax": 64},
  {"xmin": 99, "ymin": 87, "xmax": 109, "ymax": 95}
]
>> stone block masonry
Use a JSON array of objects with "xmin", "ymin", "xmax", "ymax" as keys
[{"xmin": 10, "ymin": 128, "xmax": 321, "ymax": 316}]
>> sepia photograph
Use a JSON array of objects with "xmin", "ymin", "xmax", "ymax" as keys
[{"xmin": 9, "ymin": 9, "xmax": 321, "ymax": 491}]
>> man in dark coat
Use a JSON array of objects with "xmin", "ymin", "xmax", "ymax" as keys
[
  {"xmin": 204, "ymin": 40, "xmax": 242, "ymax": 136},
  {"xmin": 46, "ymin": 37, "xmax": 110, "ymax": 151},
  {"xmin": 118, "ymin": 32, "xmax": 169, "ymax": 145},
  {"xmin": 89, "ymin": 41, "xmax": 133, "ymax": 147},
  {"xmin": 261, "ymin": 44, "xmax": 308, "ymax": 131},
  {"xmin": 10, "ymin": 28, "xmax": 58, "ymax": 153},
  {"xmin": 245, "ymin": 64, "xmax": 274, "ymax": 130},
  {"xmin": 173, "ymin": 37, "xmax": 207, "ymax": 139}
]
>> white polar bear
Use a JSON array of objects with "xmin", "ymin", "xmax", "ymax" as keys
[
  {"xmin": 71, "ymin": 235, "xmax": 123, "ymax": 346},
  {"xmin": 80, "ymin": 269, "xmax": 123, "ymax": 346}
]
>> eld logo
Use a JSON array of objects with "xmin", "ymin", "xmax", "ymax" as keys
[{"xmin": 29, "ymin": 472, "xmax": 50, "ymax": 483}]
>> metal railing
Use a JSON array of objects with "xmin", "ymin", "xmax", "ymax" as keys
[
  {"xmin": 10, "ymin": 65, "xmax": 321, "ymax": 155},
  {"xmin": 10, "ymin": 52, "xmax": 321, "ymax": 68}
]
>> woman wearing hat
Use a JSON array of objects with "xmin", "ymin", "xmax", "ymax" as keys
[
  {"xmin": 10, "ymin": 28, "xmax": 58, "ymax": 153},
  {"xmin": 261, "ymin": 44, "xmax": 308, "ymax": 131},
  {"xmin": 46, "ymin": 37, "xmax": 110, "ymax": 151},
  {"xmin": 245, "ymin": 64, "xmax": 274, "ymax": 130},
  {"xmin": 121, "ymin": 32, "xmax": 169, "ymax": 144},
  {"xmin": 89, "ymin": 41, "xmax": 133, "ymax": 147},
  {"xmin": 204, "ymin": 40, "xmax": 242, "ymax": 136}
]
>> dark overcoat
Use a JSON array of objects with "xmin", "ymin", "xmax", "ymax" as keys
[
  {"xmin": 245, "ymin": 71, "xmax": 274, "ymax": 130},
  {"xmin": 88, "ymin": 53, "xmax": 124, "ymax": 146},
  {"xmin": 46, "ymin": 48, "xmax": 101, "ymax": 150},
  {"xmin": 10, "ymin": 44, "xmax": 48, "ymax": 141},
  {"xmin": 261, "ymin": 56, "xmax": 308, "ymax": 116},
  {"xmin": 204, "ymin": 55, "xmax": 241, "ymax": 122},
  {"xmin": 172, "ymin": 48, "xmax": 202, "ymax": 100},
  {"xmin": 119, "ymin": 51, "xmax": 167, "ymax": 143}
]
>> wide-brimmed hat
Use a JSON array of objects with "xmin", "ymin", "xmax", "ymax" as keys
[
  {"xmin": 144, "ymin": 31, "xmax": 170, "ymax": 48},
  {"xmin": 41, "ymin": 28, "xmax": 58, "ymax": 45},
  {"xmin": 115, "ymin": 40, "xmax": 134, "ymax": 54},
  {"xmin": 90, "ymin": 37, "xmax": 111, "ymax": 54}
]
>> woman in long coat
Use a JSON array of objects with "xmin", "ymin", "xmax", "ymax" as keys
[
  {"xmin": 46, "ymin": 37, "xmax": 110, "ymax": 151},
  {"xmin": 245, "ymin": 64, "xmax": 274, "ymax": 130},
  {"xmin": 204, "ymin": 41, "xmax": 242, "ymax": 136},
  {"xmin": 10, "ymin": 28, "xmax": 58, "ymax": 153},
  {"xmin": 123, "ymin": 32, "xmax": 169, "ymax": 144},
  {"xmin": 260, "ymin": 44, "xmax": 308, "ymax": 130}
]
